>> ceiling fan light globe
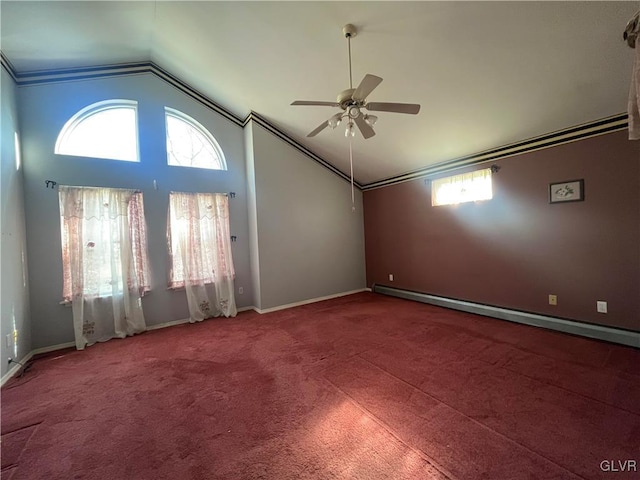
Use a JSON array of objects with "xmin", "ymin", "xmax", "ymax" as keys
[
  {"xmin": 328, "ymin": 117, "xmax": 339, "ymax": 129},
  {"xmin": 364, "ymin": 114, "xmax": 378, "ymax": 126},
  {"xmin": 345, "ymin": 123, "xmax": 355, "ymax": 137}
]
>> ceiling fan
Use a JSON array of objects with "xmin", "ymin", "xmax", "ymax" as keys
[{"xmin": 291, "ymin": 24, "xmax": 421, "ymax": 140}]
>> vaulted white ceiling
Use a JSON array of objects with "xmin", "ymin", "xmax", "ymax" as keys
[{"xmin": 1, "ymin": 1, "xmax": 637, "ymax": 185}]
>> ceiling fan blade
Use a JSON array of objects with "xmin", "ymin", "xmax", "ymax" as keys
[
  {"xmin": 291, "ymin": 100, "xmax": 340, "ymax": 107},
  {"xmin": 354, "ymin": 115, "xmax": 376, "ymax": 139},
  {"xmin": 352, "ymin": 74, "xmax": 383, "ymax": 101},
  {"xmin": 366, "ymin": 102, "xmax": 421, "ymax": 114},
  {"xmin": 307, "ymin": 120, "xmax": 330, "ymax": 137}
]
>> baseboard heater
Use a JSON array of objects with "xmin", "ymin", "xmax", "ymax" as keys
[{"xmin": 372, "ymin": 284, "xmax": 639, "ymax": 348}]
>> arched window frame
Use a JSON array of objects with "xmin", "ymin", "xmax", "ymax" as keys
[
  {"xmin": 164, "ymin": 107, "xmax": 227, "ymax": 171},
  {"xmin": 54, "ymin": 99, "xmax": 139, "ymax": 162}
]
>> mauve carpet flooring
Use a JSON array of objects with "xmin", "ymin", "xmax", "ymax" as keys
[{"xmin": 2, "ymin": 292, "xmax": 639, "ymax": 480}]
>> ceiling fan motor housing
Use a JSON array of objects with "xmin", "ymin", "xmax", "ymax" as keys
[{"xmin": 338, "ymin": 88, "xmax": 359, "ymax": 109}]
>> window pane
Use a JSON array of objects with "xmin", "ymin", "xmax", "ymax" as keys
[
  {"xmin": 432, "ymin": 168, "xmax": 493, "ymax": 206},
  {"xmin": 55, "ymin": 101, "xmax": 139, "ymax": 162},
  {"xmin": 165, "ymin": 108, "xmax": 226, "ymax": 170}
]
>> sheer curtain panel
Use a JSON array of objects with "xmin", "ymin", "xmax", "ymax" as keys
[
  {"xmin": 168, "ymin": 192, "xmax": 237, "ymax": 321},
  {"xmin": 59, "ymin": 186, "xmax": 150, "ymax": 350}
]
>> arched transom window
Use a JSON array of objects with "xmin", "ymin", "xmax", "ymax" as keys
[
  {"xmin": 55, "ymin": 100, "xmax": 139, "ymax": 162},
  {"xmin": 165, "ymin": 107, "xmax": 226, "ymax": 170}
]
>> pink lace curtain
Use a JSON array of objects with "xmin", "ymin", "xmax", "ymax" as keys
[
  {"xmin": 58, "ymin": 186, "xmax": 150, "ymax": 349},
  {"xmin": 60, "ymin": 187, "xmax": 150, "ymax": 301},
  {"xmin": 167, "ymin": 192, "xmax": 235, "ymax": 288},
  {"xmin": 167, "ymin": 192, "xmax": 236, "ymax": 319},
  {"xmin": 128, "ymin": 192, "xmax": 151, "ymax": 294}
]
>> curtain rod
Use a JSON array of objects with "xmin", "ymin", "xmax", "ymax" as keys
[
  {"xmin": 49, "ymin": 183, "xmax": 143, "ymax": 194},
  {"xmin": 48, "ymin": 184, "xmax": 237, "ymax": 198},
  {"xmin": 168, "ymin": 191, "xmax": 235, "ymax": 197}
]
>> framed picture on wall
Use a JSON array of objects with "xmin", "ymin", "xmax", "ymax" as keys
[{"xmin": 549, "ymin": 179, "xmax": 584, "ymax": 203}]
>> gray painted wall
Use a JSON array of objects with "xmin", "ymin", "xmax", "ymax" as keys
[
  {"xmin": 1, "ymin": 68, "xmax": 32, "ymax": 375},
  {"xmin": 16, "ymin": 72, "xmax": 367, "ymax": 350},
  {"xmin": 18, "ymin": 73, "xmax": 252, "ymax": 349},
  {"xmin": 248, "ymin": 122, "xmax": 366, "ymax": 310}
]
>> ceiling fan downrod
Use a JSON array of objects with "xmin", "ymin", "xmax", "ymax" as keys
[{"xmin": 343, "ymin": 24, "xmax": 357, "ymax": 90}]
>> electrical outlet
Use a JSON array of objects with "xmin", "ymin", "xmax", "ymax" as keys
[
  {"xmin": 389, "ymin": 274, "xmax": 394, "ymax": 282},
  {"xmin": 597, "ymin": 301, "xmax": 607, "ymax": 314},
  {"xmin": 548, "ymin": 294, "xmax": 557, "ymax": 306},
  {"xmin": 238, "ymin": 286, "xmax": 244, "ymax": 295}
]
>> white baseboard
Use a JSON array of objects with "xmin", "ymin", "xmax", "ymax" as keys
[
  {"xmin": 31, "ymin": 341, "xmax": 76, "ymax": 355},
  {"xmin": 1, "ymin": 352, "xmax": 33, "ymax": 387},
  {"xmin": 254, "ymin": 288, "xmax": 369, "ymax": 314},
  {"xmin": 373, "ymin": 284, "xmax": 640, "ymax": 348},
  {"xmin": 1, "ymin": 341, "xmax": 78, "ymax": 387},
  {"xmin": 146, "ymin": 318, "xmax": 191, "ymax": 331},
  {"xmin": 145, "ymin": 306, "xmax": 255, "ymax": 330}
]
